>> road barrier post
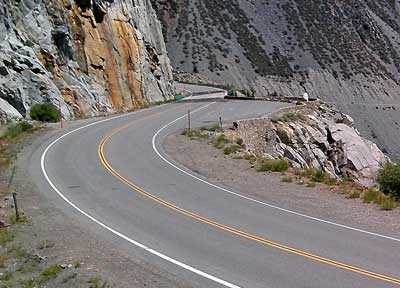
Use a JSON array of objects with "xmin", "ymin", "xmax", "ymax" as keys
[
  {"xmin": 188, "ymin": 110, "xmax": 191, "ymax": 131},
  {"xmin": 12, "ymin": 192, "xmax": 19, "ymax": 222},
  {"xmin": 8, "ymin": 166, "xmax": 15, "ymax": 191},
  {"xmin": 219, "ymin": 116, "xmax": 223, "ymax": 129}
]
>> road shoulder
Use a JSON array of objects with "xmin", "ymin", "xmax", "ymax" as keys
[{"xmin": 164, "ymin": 132, "xmax": 400, "ymax": 238}]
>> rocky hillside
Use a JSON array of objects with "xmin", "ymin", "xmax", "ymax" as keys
[
  {"xmin": 233, "ymin": 103, "xmax": 387, "ymax": 187},
  {"xmin": 0, "ymin": 0, "xmax": 174, "ymax": 120},
  {"xmin": 151, "ymin": 0, "xmax": 400, "ymax": 159}
]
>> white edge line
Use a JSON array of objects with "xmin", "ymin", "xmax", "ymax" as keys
[
  {"xmin": 40, "ymin": 104, "xmax": 241, "ymax": 288},
  {"xmin": 152, "ymin": 104, "xmax": 400, "ymax": 243}
]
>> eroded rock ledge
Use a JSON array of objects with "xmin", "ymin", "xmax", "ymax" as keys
[
  {"xmin": 0, "ymin": 0, "xmax": 174, "ymax": 121},
  {"xmin": 233, "ymin": 102, "xmax": 388, "ymax": 187}
]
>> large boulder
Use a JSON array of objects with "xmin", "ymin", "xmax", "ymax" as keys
[
  {"xmin": 234, "ymin": 103, "xmax": 388, "ymax": 186},
  {"xmin": 329, "ymin": 124, "xmax": 386, "ymax": 186}
]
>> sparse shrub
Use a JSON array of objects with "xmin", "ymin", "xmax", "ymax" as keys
[
  {"xmin": 19, "ymin": 277, "xmax": 36, "ymax": 287},
  {"xmin": 88, "ymin": 276, "xmax": 110, "ymax": 288},
  {"xmin": 312, "ymin": 170, "xmax": 327, "ymax": 183},
  {"xmin": 346, "ymin": 190, "xmax": 361, "ymax": 199},
  {"xmin": 295, "ymin": 168, "xmax": 315, "ymax": 178},
  {"xmin": 363, "ymin": 188, "xmax": 379, "ymax": 203},
  {"xmin": 243, "ymin": 153, "xmax": 256, "ymax": 162},
  {"xmin": 1, "ymin": 121, "xmax": 33, "ymax": 139},
  {"xmin": 1, "ymin": 271, "xmax": 13, "ymax": 281},
  {"xmin": 306, "ymin": 182, "xmax": 316, "ymax": 188},
  {"xmin": 0, "ymin": 255, "xmax": 7, "ymax": 268},
  {"xmin": 181, "ymin": 129, "xmax": 201, "ymax": 138},
  {"xmin": 200, "ymin": 124, "xmax": 221, "ymax": 132},
  {"xmin": 323, "ymin": 176, "xmax": 337, "ymax": 185},
  {"xmin": 38, "ymin": 239, "xmax": 54, "ymax": 250},
  {"xmin": 378, "ymin": 194, "xmax": 396, "ymax": 210},
  {"xmin": 235, "ymin": 138, "xmax": 244, "ymax": 146},
  {"xmin": 0, "ymin": 229, "xmax": 15, "ymax": 244},
  {"xmin": 377, "ymin": 162, "xmax": 400, "ymax": 198},
  {"xmin": 228, "ymin": 87, "xmax": 237, "ymax": 96},
  {"xmin": 73, "ymin": 261, "xmax": 81, "ymax": 268},
  {"xmin": 212, "ymin": 134, "xmax": 228, "ymax": 149},
  {"xmin": 8, "ymin": 245, "xmax": 26, "ymax": 258},
  {"xmin": 256, "ymin": 159, "xmax": 289, "ymax": 172},
  {"xmin": 9, "ymin": 214, "xmax": 30, "ymax": 224},
  {"xmin": 342, "ymin": 175, "xmax": 353, "ymax": 183},
  {"xmin": 281, "ymin": 176, "xmax": 293, "ymax": 183},
  {"xmin": 272, "ymin": 112, "xmax": 301, "ymax": 123},
  {"xmin": 223, "ymin": 145, "xmax": 241, "ymax": 155},
  {"xmin": 30, "ymin": 103, "xmax": 59, "ymax": 123},
  {"xmin": 40, "ymin": 265, "xmax": 62, "ymax": 282}
]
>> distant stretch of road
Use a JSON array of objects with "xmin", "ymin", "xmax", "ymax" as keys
[{"xmin": 31, "ymin": 86, "xmax": 400, "ymax": 288}]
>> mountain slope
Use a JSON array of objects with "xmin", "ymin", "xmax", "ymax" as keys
[
  {"xmin": 152, "ymin": 0, "xmax": 400, "ymax": 159},
  {"xmin": 0, "ymin": 0, "xmax": 174, "ymax": 119}
]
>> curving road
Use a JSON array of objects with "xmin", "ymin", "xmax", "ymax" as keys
[{"xmin": 30, "ymin": 96, "xmax": 400, "ymax": 288}]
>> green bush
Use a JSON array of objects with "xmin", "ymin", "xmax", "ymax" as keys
[
  {"xmin": 295, "ymin": 168, "xmax": 315, "ymax": 178},
  {"xmin": 256, "ymin": 159, "xmax": 289, "ymax": 172},
  {"xmin": 323, "ymin": 176, "xmax": 337, "ymax": 185},
  {"xmin": 40, "ymin": 265, "xmax": 62, "ymax": 282},
  {"xmin": 30, "ymin": 103, "xmax": 59, "ymax": 123},
  {"xmin": 363, "ymin": 188, "xmax": 379, "ymax": 203},
  {"xmin": 200, "ymin": 124, "xmax": 221, "ymax": 132},
  {"xmin": 346, "ymin": 190, "xmax": 361, "ymax": 199},
  {"xmin": 281, "ymin": 176, "xmax": 293, "ymax": 183},
  {"xmin": 223, "ymin": 145, "xmax": 241, "ymax": 155},
  {"xmin": 311, "ymin": 170, "xmax": 327, "ymax": 183},
  {"xmin": 0, "ymin": 229, "xmax": 15, "ymax": 245},
  {"xmin": 181, "ymin": 129, "xmax": 201, "ymax": 138},
  {"xmin": 1, "ymin": 121, "xmax": 33, "ymax": 139},
  {"xmin": 377, "ymin": 162, "xmax": 400, "ymax": 198},
  {"xmin": 211, "ymin": 134, "xmax": 228, "ymax": 149},
  {"xmin": 378, "ymin": 194, "xmax": 396, "ymax": 211},
  {"xmin": 272, "ymin": 112, "xmax": 301, "ymax": 123},
  {"xmin": 243, "ymin": 153, "xmax": 256, "ymax": 161}
]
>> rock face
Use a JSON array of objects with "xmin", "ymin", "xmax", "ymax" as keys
[
  {"xmin": 234, "ymin": 103, "xmax": 387, "ymax": 187},
  {"xmin": 151, "ymin": 0, "xmax": 400, "ymax": 159},
  {"xmin": 0, "ymin": 0, "xmax": 174, "ymax": 120}
]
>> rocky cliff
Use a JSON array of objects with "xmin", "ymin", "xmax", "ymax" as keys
[
  {"xmin": 0, "ymin": 0, "xmax": 174, "ymax": 120},
  {"xmin": 151, "ymin": 0, "xmax": 400, "ymax": 159},
  {"xmin": 233, "ymin": 103, "xmax": 387, "ymax": 187}
]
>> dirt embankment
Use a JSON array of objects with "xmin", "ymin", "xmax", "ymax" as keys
[{"xmin": 164, "ymin": 132, "xmax": 400, "ymax": 237}]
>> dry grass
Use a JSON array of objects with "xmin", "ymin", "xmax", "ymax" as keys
[{"xmin": 256, "ymin": 159, "xmax": 289, "ymax": 172}]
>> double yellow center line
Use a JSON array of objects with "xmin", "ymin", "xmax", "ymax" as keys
[{"xmin": 98, "ymin": 108, "xmax": 400, "ymax": 286}]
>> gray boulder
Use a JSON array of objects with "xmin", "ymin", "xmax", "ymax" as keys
[{"xmin": 234, "ymin": 103, "xmax": 387, "ymax": 186}]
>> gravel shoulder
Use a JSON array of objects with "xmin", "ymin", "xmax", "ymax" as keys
[
  {"xmin": 0, "ymin": 119, "xmax": 192, "ymax": 288},
  {"xmin": 164, "ymin": 132, "xmax": 400, "ymax": 238}
]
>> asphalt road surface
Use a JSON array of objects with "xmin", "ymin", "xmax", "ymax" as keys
[{"xmin": 30, "ymin": 96, "xmax": 400, "ymax": 288}]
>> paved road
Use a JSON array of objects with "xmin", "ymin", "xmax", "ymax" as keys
[{"xmin": 30, "ymin": 97, "xmax": 400, "ymax": 287}]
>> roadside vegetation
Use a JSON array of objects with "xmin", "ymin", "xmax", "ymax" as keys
[
  {"xmin": 0, "ymin": 119, "xmax": 112, "ymax": 287},
  {"xmin": 30, "ymin": 103, "xmax": 59, "ymax": 123},
  {"xmin": 256, "ymin": 159, "xmax": 289, "ymax": 172},
  {"xmin": 0, "ymin": 121, "xmax": 34, "ymax": 141},
  {"xmin": 377, "ymin": 162, "xmax": 400, "ymax": 198},
  {"xmin": 271, "ymin": 112, "xmax": 305, "ymax": 123},
  {"xmin": 181, "ymin": 126, "xmax": 398, "ymax": 211}
]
